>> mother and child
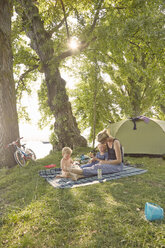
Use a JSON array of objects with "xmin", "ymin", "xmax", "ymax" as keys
[{"xmin": 56, "ymin": 129, "xmax": 124, "ymax": 180}]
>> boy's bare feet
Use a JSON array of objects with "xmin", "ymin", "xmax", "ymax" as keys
[
  {"xmin": 55, "ymin": 175, "xmax": 63, "ymax": 178},
  {"xmin": 70, "ymin": 173, "xmax": 84, "ymax": 181}
]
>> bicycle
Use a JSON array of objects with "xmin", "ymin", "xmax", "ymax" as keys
[{"xmin": 7, "ymin": 137, "xmax": 37, "ymax": 167}]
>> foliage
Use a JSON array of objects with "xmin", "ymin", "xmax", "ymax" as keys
[
  {"xmin": 69, "ymin": 55, "xmax": 122, "ymax": 143},
  {"xmin": 12, "ymin": 12, "xmax": 40, "ymax": 121},
  {"xmin": 65, "ymin": 0, "xmax": 165, "ymax": 142},
  {"xmin": 95, "ymin": 0, "xmax": 165, "ymax": 118},
  {"xmin": 49, "ymin": 132, "xmax": 59, "ymax": 149},
  {"xmin": 11, "ymin": 0, "xmax": 108, "ymax": 148},
  {"xmin": 11, "ymin": 0, "xmax": 165, "ymax": 143},
  {"xmin": 0, "ymin": 152, "xmax": 165, "ymax": 247},
  {"xmin": 101, "ymin": 51, "xmax": 161, "ymax": 117},
  {"xmin": 17, "ymin": 106, "xmax": 31, "ymax": 122},
  {"xmin": 37, "ymin": 79, "xmax": 54, "ymax": 129}
]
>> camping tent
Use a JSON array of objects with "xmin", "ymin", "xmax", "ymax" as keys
[{"xmin": 107, "ymin": 118, "xmax": 165, "ymax": 155}]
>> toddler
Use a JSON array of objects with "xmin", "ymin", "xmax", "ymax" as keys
[
  {"xmin": 81, "ymin": 143, "xmax": 108, "ymax": 168},
  {"xmin": 56, "ymin": 147, "xmax": 82, "ymax": 180}
]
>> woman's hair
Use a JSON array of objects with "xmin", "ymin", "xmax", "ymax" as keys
[
  {"xmin": 97, "ymin": 129, "xmax": 109, "ymax": 143},
  {"xmin": 62, "ymin": 147, "xmax": 72, "ymax": 155}
]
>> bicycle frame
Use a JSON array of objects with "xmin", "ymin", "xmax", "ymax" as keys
[
  {"xmin": 7, "ymin": 137, "xmax": 36, "ymax": 166},
  {"xmin": 15, "ymin": 146, "xmax": 31, "ymax": 160}
]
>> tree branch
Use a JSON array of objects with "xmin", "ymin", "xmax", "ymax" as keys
[
  {"xmin": 105, "ymin": 53, "xmax": 119, "ymax": 65},
  {"xmin": 56, "ymin": 37, "xmax": 97, "ymax": 61},
  {"xmin": 128, "ymin": 40, "xmax": 141, "ymax": 49},
  {"xmin": 160, "ymin": 104, "xmax": 165, "ymax": 114},
  {"xmin": 48, "ymin": 17, "xmax": 65, "ymax": 37},
  {"xmin": 54, "ymin": 0, "xmax": 104, "ymax": 62},
  {"xmin": 56, "ymin": 0, "xmax": 103, "ymax": 61},
  {"xmin": 16, "ymin": 64, "xmax": 39, "ymax": 94},
  {"xmin": 54, "ymin": 0, "xmax": 58, "ymax": 8},
  {"xmin": 16, "ymin": 0, "xmax": 54, "ymax": 62},
  {"xmin": 87, "ymin": 0, "xmax": 104, "ymax": 35},
  {"xmin": 59, "ymin": 0, "xmax": 70, "ymax": 40}
]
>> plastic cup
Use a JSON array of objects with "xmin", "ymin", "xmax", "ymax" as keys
[{"xmin": 145, "ymin": 202, "xmax": 164, "ymax": 221}]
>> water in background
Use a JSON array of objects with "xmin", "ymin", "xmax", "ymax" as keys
[
  {"xmin": 19, "ymin": 122, "xmax": 52, "ymax": 159},
  {"xmin": 25, "ymin": 141, "xmax": 52, "ymax": 159}
]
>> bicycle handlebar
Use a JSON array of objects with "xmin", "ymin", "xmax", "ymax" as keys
[{"xmin": 6, "ymin": 137, "xmax": 23, "ymax": 148}]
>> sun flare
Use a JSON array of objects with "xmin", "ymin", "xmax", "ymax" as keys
[{"xmin": 68, "ymin": 38, "xmax": 79, "ymax": 49}]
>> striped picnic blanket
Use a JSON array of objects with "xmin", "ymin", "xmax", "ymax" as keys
[{"xmin": 39, "ymin": 165, "xmax": 147, "ymax": 189}]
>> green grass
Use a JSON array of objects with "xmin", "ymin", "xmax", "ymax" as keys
[{"xmin": 0, "ymin": 149, "xmax": 165, "ymax": 248}]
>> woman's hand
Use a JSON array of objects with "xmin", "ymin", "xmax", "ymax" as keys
[
  {"xmin": 91, "ymin": 157, "xmax": 97, "ymax": 162},
  {"xmin": 99, "ymin": 160, "xmax": 105, "ymax": 165}
]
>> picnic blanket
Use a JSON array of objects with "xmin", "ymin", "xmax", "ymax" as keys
[{"xmin": 39, "ymin": 165, "xmax": 147, "ymax": 189}]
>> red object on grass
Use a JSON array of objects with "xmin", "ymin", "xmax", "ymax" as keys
[{"xmin": 44, "ymin": 164, "xmax": 56, "ymax": 168}]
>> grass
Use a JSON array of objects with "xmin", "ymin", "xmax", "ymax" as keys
[{"xmin": 0, "ymin": 148, "xmax": 165, "ymax": 248}]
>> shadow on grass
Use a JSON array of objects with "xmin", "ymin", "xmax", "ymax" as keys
[{"xmin": 1, "ymin": 154, "xmax": 165, "ymax": 248}]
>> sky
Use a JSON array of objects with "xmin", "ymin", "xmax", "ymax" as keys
[
  {"xmin": 19, "ymin": 78, "xmax": 51, "ymax": 142},
  {"xmin": 19, "ymin": 70, "xmax": 78, "ymax": 142}
]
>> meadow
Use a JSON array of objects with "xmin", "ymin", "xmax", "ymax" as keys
[{"xmin": 0, "ymin": 148, "xmax": 165, "ymax": 248}]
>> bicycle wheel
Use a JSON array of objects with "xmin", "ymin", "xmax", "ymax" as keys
[
  {"xmin": 27, "ymin": 149, "xmax": 36, "ymax": 161},
  {"xmin": 14, "ymin": 150, "xmax": 26, "ymax": 167}
]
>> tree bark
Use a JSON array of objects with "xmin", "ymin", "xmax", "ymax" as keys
[
  {"xmin": 16, "ymin": 0, "xmax": 87, "ymax": 149},
  {"xmin": 0, "ymin": 0, "xmax": 20, "ymax": 167},
  {"xmin": 45, "ymin": 66, "xmax": 87, "ymax": 149}
]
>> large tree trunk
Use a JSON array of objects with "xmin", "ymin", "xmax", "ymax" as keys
[
  {"xmin": 45, "ymin": 66, "xmax": 87, "ymax": 149},
  {"xmin": 16, "ymin": 0, "xmax": 87, "ymax": 149},
  {"xmin": 0, "ymin": 0, "xmax": 20, "ymax": 168}
]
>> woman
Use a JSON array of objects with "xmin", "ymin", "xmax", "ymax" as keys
[{"xmin": 69, "ymin": 129, "xmax": 124, "ymax": 178}]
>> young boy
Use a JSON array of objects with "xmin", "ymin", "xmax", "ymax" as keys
[
  {"xmin": 56, "ymin": 147, "xmax": 82, "ymax": 180},
  {"xmin": 81, "ymin": 143, "xmax": 108, "ymax": 168},
  {"xmin": 91, "ymin": 143, "xmax": 108, "ymax": 163}
]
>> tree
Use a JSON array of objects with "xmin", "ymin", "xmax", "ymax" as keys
[
  {"xmin": 0, "ymin": 0, "xmax": 19, "ymax": 168},
  {"xmin": 70, "ymin": 54, "xmax": 120, "ymax": 145},
  {"xmin": 12, "ymin": 0, "xmax": 164, "ymax": 148},
  {"xmin": 101, "ymin": 50, "xmax": 161, "ymax": 118},
  {"xmin": 70, "ymin": 0, "xmax": 165, "ymax": 143},
  {"xmin": 14, "ymin": 0, "xmax": 104, "ymax": 149},
  {"xmin": 93, "ymin": 0, "xmax": 165, "ymax": 118}
]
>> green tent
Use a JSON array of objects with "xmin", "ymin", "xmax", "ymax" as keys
[{"xmin": 107, "ymin": 118, "xmax": 165, "ymax": 155}]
